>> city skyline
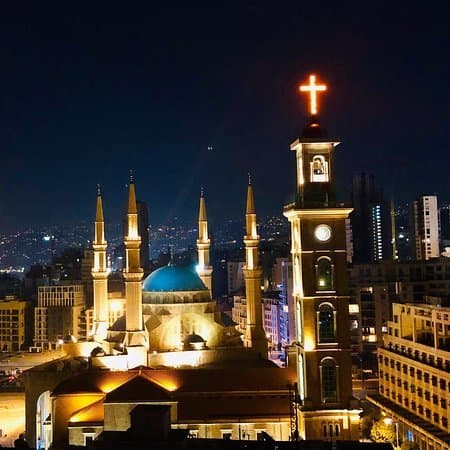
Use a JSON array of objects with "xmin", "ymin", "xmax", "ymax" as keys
[
  {"xmin": 1, "ymin": 5, "xmax": 450, "ymax": 446},
  {"xmin": 1, "ymin": 3, "xmax": 450, "ymax": 231}
]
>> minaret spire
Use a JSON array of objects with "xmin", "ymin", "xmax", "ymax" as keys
[
  {"xmin": 243, "ymin": 177, "xmax": 267, "ymax": 357},
  {"xmin": 199, "ymin": 186, "xmax": 207, "ymax": 221},
  {"xmin": 123, "ymin": 173, "xmax": 147, "ymax": 355},
  {"xmin": 127, "ymin": 171, "xmax": 138, "ymax": 215},
  {"xmin": 196, "ymin": 186, "xmax": 213, "ymax": 294},
  {"xmin": 92, "ymin": 185, "xmax": 108, "ymax": 341},
  {"xmin": 246, "ymin": 172, "xmax": 256, "ymax": 219},
  {"xmin": 95, "ymin": 184, "xmax": 104, "ymax": 222}
]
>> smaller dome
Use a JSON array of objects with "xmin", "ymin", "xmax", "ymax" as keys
[
  {"xmin": 142, "ymin": 264, "xmax": 207, "ymax": 292},
  {"xmin": 90, "ymin": 346, "xmax": 105, "ymax": 357},
  {"xmin": 183, "ymin": 333, "xmax": 205, "ymax": 345},
  {"xmin": 183, "ymin": 333, "xmax": 206, "ymax": 351},
  {"xmin": 301, "ymin": 115, "xmax": 328, "ymax": 139}
]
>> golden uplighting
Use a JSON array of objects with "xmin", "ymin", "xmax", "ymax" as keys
[
  {"xmin": 153, "ymin": 376, "xmax": 179, "ymax": 392},
  {"xmin": 109, "ymin": 299, "xmax": 123, "ymax": 312},
  {"xmin": 98, "ymin": 375, "xmax": 131, "ymax": 394},
  {"xmin": 299, "ymin": 74, "xmax": 327, "ymax": 116},
  {"xmin": 303, "ymin": 332, "xmax": 315, "ymax": 351},
  {"xmin": 69, "ymin": 399, "xmax": 104, "ymax": 423}
]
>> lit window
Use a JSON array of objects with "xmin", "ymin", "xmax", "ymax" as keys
[
  {"xmin": 317, "ymin": 303, "xmax": 336, "ymax": 343},
  {"xmin": 316, "ymin": 257, "xmax": 333, "ymax": 291},
  {"xmin": 320, "ymin": 357, "xmax": 338, "ymax": 403},
  {"xmin": 310, "ymin": 155, "xmax": 329, "ymax": 182}
]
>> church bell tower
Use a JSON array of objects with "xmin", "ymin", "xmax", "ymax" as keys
[{"xmin": 283, "ymin": 75, "xmax": 361, "ymax": 440}]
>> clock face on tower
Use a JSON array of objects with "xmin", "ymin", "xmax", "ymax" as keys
[{"xmin": 314, "ymin": 224, "xmax": 332, "ymax": 242}]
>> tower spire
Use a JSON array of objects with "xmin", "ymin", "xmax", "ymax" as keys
[
  {"xmin": 92, "ymin": 185, "xmax": 108, "ymax": 341},
  {"xmin": 196, "ymin": 186, "xmax": 213, "ymax": 294},
  {"xmin": 243, "ymin": 177, "xmax": 267, "ymax": 357}
]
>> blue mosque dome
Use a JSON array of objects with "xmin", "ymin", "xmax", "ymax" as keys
[{"xmin": 142, "ymin": 264, "xmax": 207, "ymax": 293}]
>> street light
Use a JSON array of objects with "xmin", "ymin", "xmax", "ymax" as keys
[{"xmin": 383, "ymin": 417, "xmax": 399, "ymax": 449}]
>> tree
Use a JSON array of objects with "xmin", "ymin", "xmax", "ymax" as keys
[{"xmin": 370, "ymin": 419, "xmax": 396, "ymax": 443}]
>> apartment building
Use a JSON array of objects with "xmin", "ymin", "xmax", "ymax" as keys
[
  {"xmin": 0, "ymin": 297, "xmax": 29, "ymax": 351},
  {"xmin": 232, "ymin": 294, "xmax": 281, "ymax": 349},
  {"xmin": 412, "ymin": 196, "xmax": 440, "ymax": 260},
  {"xmin": 369, "ymin": 303, "xmax": 450, "ymax": 450},
  {"xmin": 34, "ymin": 284, "xmax": 85, "ymax": 349}
]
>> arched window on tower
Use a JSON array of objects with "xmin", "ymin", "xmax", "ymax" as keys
[
  {"xmin": 317, "ymin": 303, "xmax": 336, "ymax": 343},
  {"xmin": 310, "ymin": 155, "xmax": 329, "ymax": 182},
  {"xmin": 320, "ymin": 357, "xmax": 338, "ymax": 403},
  {"xmin": 315, "ymin": 257, "xmax": 334, "ymax": 291}
]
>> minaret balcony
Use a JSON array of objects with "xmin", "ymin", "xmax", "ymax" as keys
[{"xmin": 123, "ymin": 271, "xmax": 143, "ymax": 281}]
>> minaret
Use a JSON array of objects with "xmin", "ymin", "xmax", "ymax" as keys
[
  {"xmin": 196, "ymin": 187, "xmax": 213, "ymax": 295},
  {"xmin": 92, "ymin": 185, "xmax": 108, "ymax": 341},
  {"xmin": 123, "ymin": 173, "xmax": 146, "ymax": 351},
  {"xmin": 283, "ymin": 74, "xmax": 360, "ymax": 440},
  {"xmin": 243, "ymin": 175, "xmax": 268, "ymax": 357}
]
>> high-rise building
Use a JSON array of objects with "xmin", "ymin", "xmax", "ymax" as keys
[
  {"xmin": 349, "ymin": 257, "xmax": 450, "ymax": 306},
  {"xmin": 34, "ymin": 284, "xmax": 85, "ymax": 349},
  {"xmin": 283, "ymin": 75, "xmax": 360, "ymax": 439},
  {"xmin": 351, "ymin": 173, "xmax": 393, "ymax": 263},
  {"xmin": 136, "ymin": 200, "xmax": 150, "ymax": 270},
  {"xmin": 0, "ymin": 296, "xmax": 30, "ymax": 351},
  {"xmin": 279, "ymin": 258, "xmax": 295, "ymax": 345},
  {"xmin": 394, "ymin": 202, "xmax": 412, "ymax": 261},
  {"xmin": 226, "ymin": 261, "xmax": 245, "ymax": 295},
  {"xmin": 411, "ymin": 195, "xmax": 440, "ymax": 260},
  {"xmin": 439, "ymin": 203, "xmax": 450, "ymax": 248},
  {"xmin": 370, "ymin": 302, "xmax": 450, "ymax": 450},
  {"xmin": 262, "ymin": 294, "xmax": 281, "ymax": 350},
  {"xmin": 231, "ymin": 294, "xmax": 281, "ymax": 351},
  {"xmin": 80, "ymin": 248, "xmax": 94, "ymax": 307}
]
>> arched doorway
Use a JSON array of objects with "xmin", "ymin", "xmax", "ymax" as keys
[{"xmin": 36, "ymin": 391, "xmax": 51, "ymax": 450}]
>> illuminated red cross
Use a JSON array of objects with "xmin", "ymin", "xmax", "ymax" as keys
[{"xmin": 299, "ymin": 74, "xmax": 327, "ymax": 116}]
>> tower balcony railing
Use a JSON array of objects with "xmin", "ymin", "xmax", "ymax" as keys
[{"xmin": 284, "ymin": 200, "xmax": 352, "ymax": 211}]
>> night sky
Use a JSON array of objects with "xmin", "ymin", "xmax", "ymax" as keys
[{"xmin": 1, "ymin": 2, "xmax": 449, "ymax": 231}]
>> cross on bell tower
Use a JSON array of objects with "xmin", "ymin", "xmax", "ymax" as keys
[{"xmin": 299, "ymin": 74, "xmax": 327, "ymax": 116}]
